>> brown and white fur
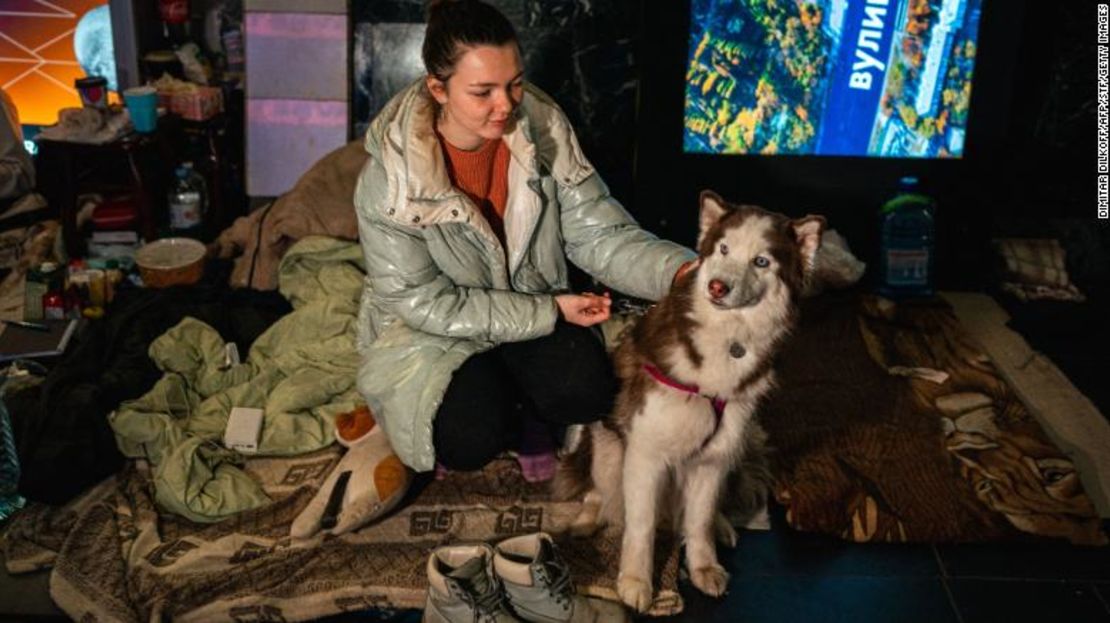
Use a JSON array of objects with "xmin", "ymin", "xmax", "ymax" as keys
[{"xmin": 555, "ymin": 191, "xmax": 823, "ymax": 611}]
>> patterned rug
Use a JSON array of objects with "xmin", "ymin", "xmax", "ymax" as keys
[
  {"xmin": 763, "ymin": 291, "xmax": 1107, "ymax": 545},
  {"xmin": 1, "ymin": 451, "xmax": 680, "ymax": 622}
]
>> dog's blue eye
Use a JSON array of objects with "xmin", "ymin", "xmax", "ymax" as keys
[
  {"xmin": 752, "ymin": 256, "xmax": 770, "ymax": 268},
  {"xmin": 719, "ymin": 244, "xmax": 729, "ymax": 255}
]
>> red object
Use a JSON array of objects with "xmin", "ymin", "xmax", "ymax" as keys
[
  {"xmin": 92, "ymin": 196, "xmax": 140, "ymax": 230},
  {"xmin": 158, "ymin": 0, "xmax": 189, "ymax": 24},
  {"xmin": 42, "ymin": 291, "xmax": 65, "ymax": 320},
  {"xmin": 75, "ymin": 77, "xmax": 108, "ymax": 109}
]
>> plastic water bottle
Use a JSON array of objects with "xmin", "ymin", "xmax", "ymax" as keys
[
  {"xmin": 184, "ymin": 162, "xmax": 208, "ymax": 216},
  {"xmin": 878, "ymin": 176, "xmax": 935, "ymax": 299},
  {"xmin": 168, "ymin": 162, "xmax": 205, "ymax": 238}
]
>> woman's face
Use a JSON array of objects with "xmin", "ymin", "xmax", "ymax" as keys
[{"xmin": 427, "ymin": 43, "xmax": 524, "ymax": 150}]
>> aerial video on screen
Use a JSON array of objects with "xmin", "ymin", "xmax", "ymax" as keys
[{"xmin": 684, "ymin": 0, "xmax": 983, "ymax": 157}]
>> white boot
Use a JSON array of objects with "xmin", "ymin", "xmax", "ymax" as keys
[
  {"xmin": 494, "ymin": 533, "xmax": 627, "ymax": 623},
  {"xmin": 424, "ymin": 542, "xmax": 521, "ymax": 623}
]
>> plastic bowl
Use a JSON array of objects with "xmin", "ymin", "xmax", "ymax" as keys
[{"xmin": 134, "ymin": 237, "xmax": 207, "ymax": 288}]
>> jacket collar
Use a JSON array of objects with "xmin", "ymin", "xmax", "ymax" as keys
[
  {"xmin": 367, "ymin": 79, "xmax": 598, "ymax": 227},
  {"xmin": 368, "ymin": 80, "xmax": 540, "ymax": 224}
]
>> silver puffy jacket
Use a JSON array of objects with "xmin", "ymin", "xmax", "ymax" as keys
[{"xmin": 353, "ymin": 79, "xmax": 693, "ymax": 471}]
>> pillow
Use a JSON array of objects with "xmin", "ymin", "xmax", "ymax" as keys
[
  {"xmin": 290, "ymin": 404, "xmax": 410, "ymax": 538},
  {"xmin": 991, "ymin": 238, "xmax": 1085, "ymax": 302}
]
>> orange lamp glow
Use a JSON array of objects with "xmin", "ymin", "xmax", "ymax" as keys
[{"xmin": 1, "ymin": 0, "xmax": 109, "ymax": 126}]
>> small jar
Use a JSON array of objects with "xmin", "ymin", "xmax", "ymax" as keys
[
  {"xmin": 105, "ymin": 259, "xmax": 123, "ymax": 303},
  {"xmin": 24, "ymin": 266, "xmax": 47, "ymax": 321},
  {"xmin": 25, "ymin": 261, "xmax": 62, "ymax": 321},
  {"xmin": 43, "ymin": 290, "xmax": 65, "ymax": 320}
]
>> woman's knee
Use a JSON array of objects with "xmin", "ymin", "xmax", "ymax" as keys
[
  {"xmin": 433, "ymin": 426, "xmax": 505, "ymax": 471},
  {"xmin": 501, "ymin": 323, "xmax": 617, "ymax": 424},
  {"xmin": 432, "ymin": 349, "xmax": 515, "ymax": 470}
]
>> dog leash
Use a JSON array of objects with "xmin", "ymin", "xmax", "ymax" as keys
[{"xmin": 641, "ymin": 363, "xmax": 726, "ymax": 450}]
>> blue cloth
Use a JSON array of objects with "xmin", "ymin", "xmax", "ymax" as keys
[{"xmin": 0, "ymin": 392, "xmax": 25, "ymax": 521}]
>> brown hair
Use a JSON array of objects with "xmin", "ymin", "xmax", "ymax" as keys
[{"xmin": 423, "ymin": 0, "xmax": 518, "ymax": 81}]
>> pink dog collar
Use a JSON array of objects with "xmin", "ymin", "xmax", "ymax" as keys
[{"xmin": 642, "ymin": 363, "xmax": 726, "ymax": 449}]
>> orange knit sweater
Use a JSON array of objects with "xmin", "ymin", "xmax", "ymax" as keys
[{"xmin": 440, "ymin": 135, "xmax": 510, "ymax": 243}]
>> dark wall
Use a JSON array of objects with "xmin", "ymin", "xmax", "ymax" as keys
[
  {"xmin": 1000, "ymin": 2, "xmax": 1096, "ymax": 218},
  {"xmin": 354, "ymin": 1, "xmax": 1094, "ymax": 291},
  {"xmin": 991, "ymin": 2, "xmax": 1110, "ymax": 293},
  {"xmin": 351, "ymin": 0, "xmax": 640, "ymax": 202},
  {"xmin": 629, "ymin": 0, "xmax": 1035, "ymax": 290}
]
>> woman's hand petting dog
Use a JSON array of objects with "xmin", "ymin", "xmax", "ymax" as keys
[{"xmin": 555, "ymin": 292, "xmax": 611, "ymax": 327}]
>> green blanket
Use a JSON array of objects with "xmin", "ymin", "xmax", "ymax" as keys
[{"xmin": 110, "ymin": 237, "xmax": 366, "ymax": 522}]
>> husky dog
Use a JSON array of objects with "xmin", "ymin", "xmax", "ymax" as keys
[{"xmin": 555, "ymin": 191, "xmax": 823, "ymax": 611}]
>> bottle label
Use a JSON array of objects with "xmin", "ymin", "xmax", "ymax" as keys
[
  {"xmin": 170, "ymin": 195, "xmax": 202, "ymax": 230},
  {"xmin": 885, "ymin": 249, "xmax": 929, "ymax": 286}
]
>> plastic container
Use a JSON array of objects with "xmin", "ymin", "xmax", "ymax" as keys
[
  {"xmin": 43, "ymin": 291, "xmax": 65, "ymax": 320},
  {"xmin": 168, "ymin": 163, "xmax": 206, "ymax": 238},
  {"xmin": 124, "ymin": 86, "xmax": 159, "ymax": 133},
  {"xmin": 134, "ymin": 237, "xmax": 207, "ymax": 288},
  {"xmin": 91, "ymin": 196, "xmax": 140, "ymax": 231},
  {"xmin": 878, "ymin": 176, "xmax": 935, "ymax": 299},
  {"xmin": 75, "ymin": 76, "xmax": 108, "ymax": 109},
  {"xmin": 25, "ymin": 262, "xmax": 63, "ymax": 321},
  {"xmin": 105, "ymin": 260, "xmax": 124, "ymax": 303}
]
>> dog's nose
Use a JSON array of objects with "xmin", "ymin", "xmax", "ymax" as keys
[{"xmin": 708, "ymin": 279, "xmax": 730, "ymax": 299}]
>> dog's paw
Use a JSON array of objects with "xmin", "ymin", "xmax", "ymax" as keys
[
  {"xmin": 617, "ymin": 574, "xmax": 653, "ymax": 612},
  {"xmin": 690, "ymin": 564, "xmax": 729, "ymax": 597},
  {"xmin": 714, "ymin": 513, "xmax": 738, "ymax": 547}
]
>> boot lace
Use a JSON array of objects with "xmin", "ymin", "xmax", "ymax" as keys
[
  {"xmin": 540, "ymin": 557, "xmax": 574, "ymax": 612},
  {"xmin": 458, "ymin": 576, "xmax": 509, "ymax": 623}
]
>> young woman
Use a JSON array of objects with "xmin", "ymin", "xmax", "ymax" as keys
[{"xmin": 353, "ymin": 0, "xmax": 694, "ymax": 473}]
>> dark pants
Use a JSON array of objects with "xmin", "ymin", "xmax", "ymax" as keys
[{"xmin": 433, "ymin": 322, "xmax": 618, "ymax": 471}]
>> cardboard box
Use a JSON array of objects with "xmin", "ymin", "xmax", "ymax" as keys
[
  {"xmin": 223, "ymin": 407, "xmax": 264, "ymax": 454},
  {"xmin": 161, "ymin": 87, "xmax": 223, "ymax": 121}
]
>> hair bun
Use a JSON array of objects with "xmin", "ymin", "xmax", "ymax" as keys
[{"xmin": 425, "ymin": 0, "xmax": 458, "ymax": 18}]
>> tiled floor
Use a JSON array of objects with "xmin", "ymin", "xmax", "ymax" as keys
[
  {"xmin": 657, "ymin": 510, "xmax": 1110, "ymax": 623},
  {"xmin": 4, "ymin": 508, "xmax": 1109, "ymax": 622},
  {"xmin": 311, "ymin": 507, "xmax": 1110, "ymax": 623}
]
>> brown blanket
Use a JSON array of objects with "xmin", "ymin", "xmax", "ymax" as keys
[
  {"xmin": 764, "ymin": 291, "xmax": 1106, "ymax": 545},
  {"xmin": 211, "ymin": 141, "xmax": 367, "ymax": 291},
  {"xmin": 2, "ymin": 451, "xmax": 681, "ymax": 622}
]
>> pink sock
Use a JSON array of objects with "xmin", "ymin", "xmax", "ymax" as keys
[
  {"xmin": 517, "ymin": 451, "xmax": 558, "ymax": 483},
  {"xmin": 517, "ymin": 417, "xmax": 557, "ymax": 483}
]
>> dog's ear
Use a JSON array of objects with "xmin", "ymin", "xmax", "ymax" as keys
[
  {"xmin": 791, "ymin": 215, "xmax": 825, "ymax": 273},
  {"xmin": 698, "ymin": 190, "xmax": 729, "ymax": 247}
]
